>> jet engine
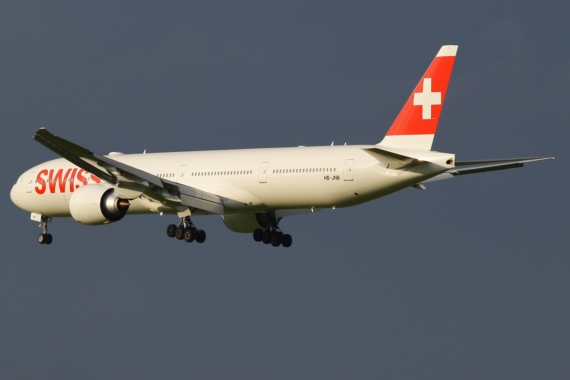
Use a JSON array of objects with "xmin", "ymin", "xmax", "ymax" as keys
[
  {"xmin": 69, "ymin": 184, "xmax": 130, "ymax": 225},
  {"xmin": 222, "ymin": 213, "xmax": 264, "ymax": 233}
]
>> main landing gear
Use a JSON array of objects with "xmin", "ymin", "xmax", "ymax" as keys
[
  {"xmin": 37, "ymin": 215, "xmax": 53, "ymax": 245},
  {"xmin": 253, "ymin": 226, "xmax": 292, "ymax": 248},
  {"xmin": 167, "ymin": 216, "xmax": 206, "ymax": 243}
]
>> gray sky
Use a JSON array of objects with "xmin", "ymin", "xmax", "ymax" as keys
[{"xmin": 1, "ymin": 1, "xmax": 568, "ymax": 379}]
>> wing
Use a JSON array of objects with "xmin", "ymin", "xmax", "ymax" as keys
[
  {"xmin": 420, "ymin": 157, "xmax": 554, "ymax": 184},
  {"xmin": 33, "ymin": 128, "xmax": 226, "ymax": 214}
]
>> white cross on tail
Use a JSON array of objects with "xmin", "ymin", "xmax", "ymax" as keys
[{"xmin": 413, "ymin": 78, "xmax": 441, "ymax": 119}]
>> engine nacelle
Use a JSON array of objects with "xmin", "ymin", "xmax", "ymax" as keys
[
  {"xmin": 222, "ymin": 213, "xmax": 264, "ymax": 233},
  {"xmin": 69, "ymin": 184, "xmax": 130, "ymax": 225}
]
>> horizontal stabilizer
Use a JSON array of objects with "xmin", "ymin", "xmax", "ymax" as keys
[
  {"xmin": 362, "ymin": 146, "xmax": 455, "ymax": 170},
  {"xmin": 455, "ymin": 157, "xmax": 544, "ymax": 166},
  {"xmin": 362, "ymin": 147, "xmax": 422, "ymax": 169},
  {"xmin": 421, "ymin": 157, "xmax": 554, "ymax": 184}
]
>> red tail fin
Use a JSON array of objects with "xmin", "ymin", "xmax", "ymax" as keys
[{"xmin": 379, "ymin": 45, "xmax": 457, "ymax": 150}]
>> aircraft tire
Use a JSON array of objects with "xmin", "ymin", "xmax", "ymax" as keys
[
  {"xmin": 253, "ymin": 229, "xmax": 263, "ymax": 242},
  {"xmin": 270, "ymin": 232, "xmax": 282, "ymax": 247},
  {"xmin": 184, "ymin": 228, "xmax": 194, "ymax": 242},
  {"xmin": 282, "ymin": 234, "xmax": 292, "ymax": 248},
  {"xmin": 45, "ymin": 234, "xmax": 53, "ymax": 245},
  {"xmin": 167, "ymin": 224, "xmax": 177, "ymax": 238},
  {"xmin": 195, "ymin": 230, "xmax": 206, "ymax": 243},
  {"xmin": 38, "ymin": 233, "xmax": 46, "ymax": 244},
  {"xmin": 175, "ymin": 226, "xmax": 185, "ymax": 240},
  {"xmin": 262, "ymin": 231, "xmax": 271, "ymax": 244}
]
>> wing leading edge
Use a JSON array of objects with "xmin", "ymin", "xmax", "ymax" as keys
[{"xmin": 33, "ymin": 128, "xmax": 226, "ymax": 214}]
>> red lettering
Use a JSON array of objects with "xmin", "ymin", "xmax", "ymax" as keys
[
  {"xmin": 48, "ymin": 169, "xmax": 61, "ymax": 193},
  {"xmin": 69, "ymin": 168, "xmax": 77, "ymax": 192},
  {"xmin": 48, "ymin": 168, "xmax": 74, "ymax": 193},
  {"xmin": 34, "ymin": 167, "xmax": 106, "ymax": 194},
  {"xmin": 35, "ymin": 170, "xmax": 48, "ymax": 194},
  {"xmin": 76, "ymin": 169, "xmax": 88, "ymax": 186}
]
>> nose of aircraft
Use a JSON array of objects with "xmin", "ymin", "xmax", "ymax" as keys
[{"xmin": 10, "ymin": 178, "xmax": 24, "ymax": 210}]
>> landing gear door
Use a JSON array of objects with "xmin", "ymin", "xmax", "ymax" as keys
[
  {"xmin": 177, "ymin": 165, "xmax": 187, "ymax": 184},
  {"xmin": 343, "ymin": 159, "xmax": 354, "ymax": 181},
  {"xmin": 26, "ymin": 172, "xmax": 36, "ymax": 193},
  {"xmin": 259, "ymin": 162, "xmax": 269, "ymax": 183}
]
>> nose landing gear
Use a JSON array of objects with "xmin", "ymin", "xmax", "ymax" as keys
[
  {"xmin": 166, "ymin": 216, "xmax": 206, "ymax": 244},
  {"xmin": 36, "ymin": 214, "xmax": 53, "ymax": 245}
]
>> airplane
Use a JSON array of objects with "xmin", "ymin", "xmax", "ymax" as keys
[{"xmin": 10, "ymin": 45, "xmax": 553, "ymax": 247}]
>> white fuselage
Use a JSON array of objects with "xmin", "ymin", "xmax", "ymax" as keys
[{"xmin": 10, "ymin": 145, "xmax": 452, "ymax": 217}]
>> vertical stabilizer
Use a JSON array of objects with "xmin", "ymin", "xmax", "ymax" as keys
[{"xmin": 378, "ymin": 45, "xmax": 457, "ymax": 150}]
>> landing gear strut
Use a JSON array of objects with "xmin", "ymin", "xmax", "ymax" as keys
[
  {"xmin": 167, "ymin": 216, "xmax": 206, "ymax": 244},
  {"xmin": 37, "ymin": 215, "xmax": 53, "ymax": 245}
]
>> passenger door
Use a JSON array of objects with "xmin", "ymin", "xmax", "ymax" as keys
[
  {"xmin": 177, "ymin": 165, "xmax": 187, "ymax": 184},
  {"xmin": 26, "ymin": 172, "xmax": 35, "ymax": 193},
  {"xmin": 343, "ymin": 159, "xmax": 354, "ymax": 181},
  {"xmin": 259, "ymin": 162, "xmax": 269, "ymax": 183}
]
